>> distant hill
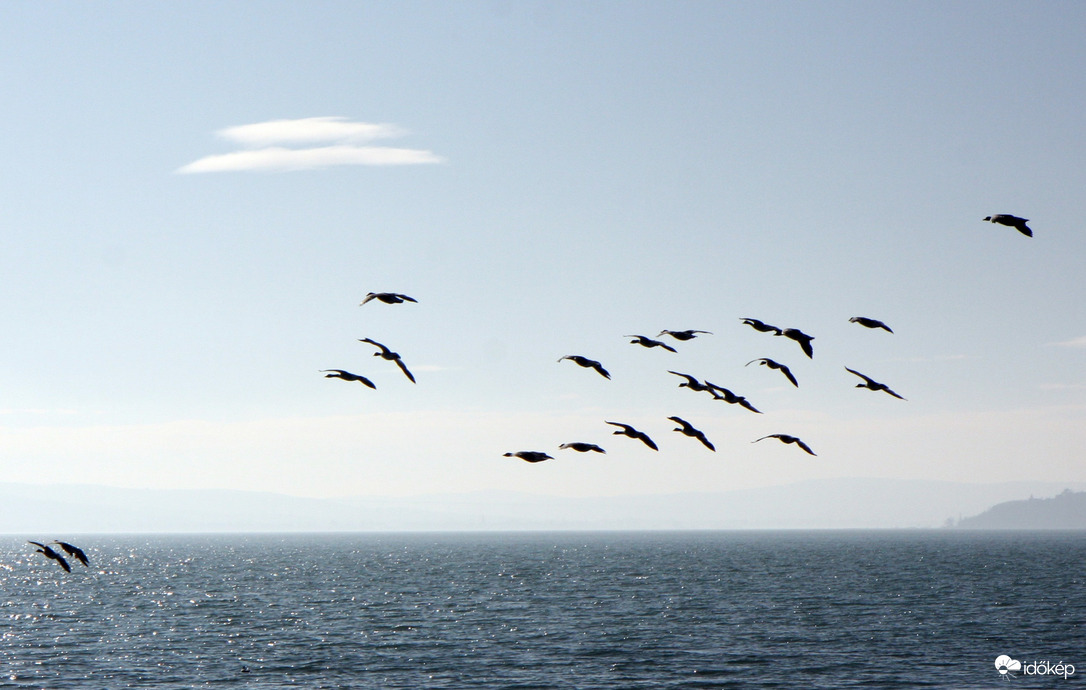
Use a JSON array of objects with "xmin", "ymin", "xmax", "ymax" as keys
[{"xmin": 955, "ymin": 489, "xmax": 1086, "ymax": 530}]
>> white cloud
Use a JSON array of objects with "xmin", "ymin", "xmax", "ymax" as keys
[
  {"xmin": 177, "ymin": 117, "xmax": 443, "ymax": 173},
  {"xmin": 1049, "ymin": 335, "xmax": 1086, "ymax": 348},
  {"xmin": 217, "ymin": 117, "xmax": 404, "ymax": 147}
]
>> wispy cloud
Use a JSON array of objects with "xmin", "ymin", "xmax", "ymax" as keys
[
  {"xmin": 177, "ymin": 117, "xmax": 443, "ymax": 173},
  {"xmin": 1049, "ymin": 336, "xmax": 1086, "ymax": 348}
]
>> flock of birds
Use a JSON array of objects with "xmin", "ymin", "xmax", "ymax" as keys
[
  {"xmin": 320, "ymin": 217, "xmax": 1030, "ymax": 470},
  {"xmin": 504, "ymin": 315, "xmax": 894, "ymax": 463},
  {"xmin": 21, "ymin": 215, "xmax": 1031, "ymax": 574}
]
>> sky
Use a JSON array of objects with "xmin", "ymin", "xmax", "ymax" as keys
[{"xmin": 1, "ymin": 2, "xmax": 1084, "ymax": 506}]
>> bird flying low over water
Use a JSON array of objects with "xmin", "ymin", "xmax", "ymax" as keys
[
  {"xmin": 752, "ymin": 434, "xmax": 817, "ymax": 456},
  {"xmin": 624, "ymin": 335, "xmax": 677, "ymax": 352},
  {"xmin": 558, "ymin": 355, "xmax": 611, "ymax": 380},
  {"xmin": 741, "ymin": 318, "xmax": 782, "ymax": 335},
  {"xmin": 777, "ymin": 328, "xmax": 814, "ymax": 359},
  {"xmin": 845, "ymin": 367, "xmax": 907, "ymax": 400},
  {"xmin": 559, "ymin": 442, "xmax": 606, "ymax": 453},
  {"xmin": 606, "ymin": 421, "xmax": 659, "ymax": 450},
  {"xmin": 360, "ymin": 292, "xmax": 418, "ymax": 305},
  {"xmin": 52, "ymin": 541, "xmax": 89, "ymax": 567},
  {"xmin": 704, "ymin": 382, "xmax": 762, "ymax": 413},
  {"xmin": 668, "ymin": 416, "xmax": 715, "ymax": 451},
  {"xmin": 321, "ymin": 370, "xmax": 376, "ymax": 389},
  {"xmin": 745, "ymin": 358, "xmax": 799, "ymax": 387},
  {"xmin": 658, "ymin": 329, "xmax": 712, "ymax": 341},
  {"xmin": 28, "ymin": 541, "xmax": 71, "ymax": 572},
  {"xmin": 983, "ymin": 214, "xmax": 1032, "ymax": 237},
  {"xmin": 504, "ymin": 451, "xmax": 554, "ymax": 463},
  {"xmin": 359, "ymin": 338, "xmax": 416, "ymax": 383},
  {"xmin": 850, "ymin": 317, "xmax": 893, "ymax": 333}
]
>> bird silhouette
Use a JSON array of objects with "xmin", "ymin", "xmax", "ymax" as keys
[
  {"xmin": 52, "ymin": 541, "xmax": 89, "ymax": 567},
  {"xmin": 360, "ymin": 292, "xmax": 418, "ymax": 305},
  {"xmin": 752, "ymin": 434, "xmax": 816, "ymax": 456},
  {"xmin": 849, "ymin": 316, "xmax": 893, "ymax": 333},
  {"xmin": 741, "ymin": 318, "xmax": 782, "ymax": 335},
  {"xmin": 606, "ymin": 421, "xmax": 659, "ymax": 450},
  {"xmin": 983, "ymin": 214, "xmax": 1032, "ymax": 237},
  {"xmin": 359, "ymin": 338, "xmax": 416, "ymax": 383},
  {"xmin": 845, "ymin": 367, "xmax": 906, "ymax": 400},
  {"xmin": 668, "ymin": 416, "xmax": 715, "ymax": 451},
  {"xmin": 777, "ymin": 328, "xmax": 814, "ymax": 359},
  {"xmin": 321, "ymin": 370, "xmax": 376, "ymax": 389},
  {"xmin": 28, "ymin": 541, "xmax": 71, "ymax": 572},
  {"xmin": 745, "ymin": 358, "xmax": 799, "ymax": 387},
  {"xmin": 503, "ymin": 451, "xmax": 554, "ymax": 463},
  {"xmin": 704, "ymin": 382, "xmax": 762, "ymax": 413},
  {"xmin": 559, "ymin": 442, "xmax": 606, "ymax": 453},
  {"xmin": 667, "ymin": 371, "xmax": 724, "ymax": 399},
  {"xmin": 657, "ymin": 329, "xmax": 712, "ymax": 341},
  {"xmin": 558, "ymin": 355, "xmax": 611, "ymax": 380},
  {"xmin": 624, "ymin": 335, "xmax": 677, "ymax": 353}
]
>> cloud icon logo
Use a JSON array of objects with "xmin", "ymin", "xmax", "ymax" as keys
[{"xmin": 995, "ymin": 655, "xmax": 1022, "ymax": 676}]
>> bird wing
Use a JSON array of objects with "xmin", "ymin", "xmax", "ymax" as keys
[
  {"xmin": 697, "ymin": 433, "xmax": 715, "ymax": 451},
  {"xmin": 27, "ymin": 541, "xmax": 45, "ymax": 548},
  {"xmin": 591, "ymin": 362, "xmax": 611, "ymax": 379},
  {"xmin": 780, "ymin": 365, "xmax": 799, "ymax": 387},
  {"xmin": 394, "ymin": 358, "xmax": 416, "ymax": 383},
  {"xmin": 668, "ymin": 370, "xmax": 700, "ymax": 385},
  {"xmin": 605, "ymin": 421, "xmax": 633, "ymax": 432},
  {"xmin": 395, "ymin": 294, "xmax": 418, "ymax": 303},
  {"xmin": 638, "ymin": 433, "xmax": 659, "ymax": 450},
  {"xmin": 883, "ymin": 387, "xmax": 907, "ymax": 400},
  {"xmin": 845, "ymin": 367, "xmax": 876, "ymax": 385},
  {"xmin": 360, "ymin": 338, "xmax": 391, "ymax": 355},
  {"xmin": 795, "ymin": 439, "xmax": 817, "ymax": 456},
  {"xmin": 359, "ymin": 293, "xmax": 378, "ymax": 305}
]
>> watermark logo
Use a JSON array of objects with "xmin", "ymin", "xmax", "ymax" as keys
[
  {"xmin": 996, "ymin": 654, "xmax": 1075, "ymax": 680},
  {"xmin": 995, "ymin": 655, "xmax": 1021, "ymax": 678}
]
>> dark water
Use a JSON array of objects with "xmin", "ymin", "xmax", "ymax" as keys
[{"xmin": 1, "ymin": 531, "xmax": 1082, "ymax": 688}]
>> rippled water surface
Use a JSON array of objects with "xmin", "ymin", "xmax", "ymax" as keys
[{"xmin": 1, "ymin": 531, "xmax": 1082, "ymax": 688}]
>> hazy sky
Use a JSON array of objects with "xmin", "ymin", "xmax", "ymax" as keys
[{"xmin": 2, "ymin": 2, "xmax": 1084, "ymax": 501}]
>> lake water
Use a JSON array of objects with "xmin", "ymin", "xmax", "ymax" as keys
[{"xmin": 1, "ymin": 531, "xmax": 1082, "ymax": 688}]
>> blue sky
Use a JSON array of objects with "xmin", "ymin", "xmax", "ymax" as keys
[{"xmin": 1, "ymin": 2, "xmax": 1084, "ymax": 501}]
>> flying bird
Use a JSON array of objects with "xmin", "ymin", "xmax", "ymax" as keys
[
  {"xmin": 668, "ymin": 370, "xmax": 724, "ymax": 399},
  {"xmin": 321, "ymin": 370, "xmax": 376, "ymax": 389},
  {"xmin": 359, "ymin": 338, "xmax": 416, "ymax": 383},
  {"xmin": 741, "ymin": 318, "xmax": 782, "ymax": 335},
  {"xmin": 745, "ymin": 358, "xmax": 799, "ymax": 387},
  {"xmin": 624, "ymin": 335, "xmax": 677, "ymax": 353},
  {"xmin": 849, "ymin": 317, "xmax": 893, "ymax": 333},
  {"xmin": 28, "ymin": 541, "xmax": 71, "ymax": 572},
  {"xmin": 777, "ymin": 328, "xmax": 814, "ymax": 359},
  {"xmin": 704, "ymin": 382, "xmax": 762, "ymax": 413},
  {"xmin": 752, "ymin": 434, "xmax": 817, "ymax": 456},
  {"xmin": 606, "ymin": 421, "xmax": 659, "ymax": 450},
  {"xmin": 845, "ymin": 367, "xmax": 907, "ymax": 400},
  {"xmin": 668, "ymin": 416, "xmax": 715, "ymax": 451},
  {"xmin": 52, "ymin": 541, "xmax": 89, "ymax": 567},
  {"xmin": 658, "ymin": 329, "xmax": 712, "ymax": 341},
  {"xmin": 559, "ymin": 442, "xmax": 606, "ymax": 453},
  {"xmin": 558, "ymin": 355, "xmax": 611, "ymax": 380},
  {"xmin": 360, "ymin": 292, "xmax": 418, "ymax": 305},
  {"xmin": 503, "ymin": 451, "xmax": 554, "ymax": 463},
  {"xmin": 983, "ymin": 214, "xmax": 1032, "ymax": 237}
]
